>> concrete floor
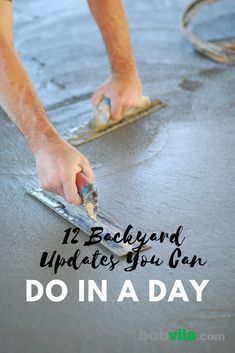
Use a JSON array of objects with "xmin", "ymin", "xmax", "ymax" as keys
[{"xmin": 0, "ymin": 0, "xmax": 235, "ymax": 352}]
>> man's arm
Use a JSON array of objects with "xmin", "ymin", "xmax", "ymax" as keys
[
  {"xmin": 88, "ymin": 0, "xmax": 143, "ymax": 121},
  {"xmin": 0, "ymin": 0, "xmax": 94, "ymax": 204}
]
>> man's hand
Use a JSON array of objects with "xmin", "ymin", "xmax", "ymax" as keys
[
  {"xmin": 35, "ymin": 137, "xmax": 94, "ymax": 205},
  {"xmin": 92, "ymin": 72, "xmax": 143, "ymax": 121}
]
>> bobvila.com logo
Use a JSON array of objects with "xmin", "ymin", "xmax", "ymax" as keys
[
  {"xmin": 168, "ymin": 328, "xmax": 196, "ymax": 341},
  {"xmin": 139, "ymin": 328, "xmax": 225, "ymax": 342}
]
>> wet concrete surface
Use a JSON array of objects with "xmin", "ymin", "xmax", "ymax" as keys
[{"xmin": 0, "ymin": 0, "xmax": 235, "ymax": 352}]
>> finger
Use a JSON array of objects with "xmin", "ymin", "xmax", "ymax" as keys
[
  {"xmin": 92, "ymin": 86, "xmax": 105, "ymax": 108},
  {"xmin": 110, "ymin": 97, "xmax": 123, "ymax": 121},
  {"xmin": 63, "ymin": 174, "xmax": 83, "ymax": 205},
  {"xmin": 39, "ymin": 178, "xmax": 63, "ymax": 197},
  {"xmin": 81, "ymin": 159, "xmax": 95, "ymax": 183},
  {"xmin": 54, "ymin": 183, "xmax": 65, "ymax": 198}
]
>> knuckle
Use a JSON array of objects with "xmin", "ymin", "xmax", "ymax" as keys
[
  {"xmin": 67, "ymin": 196, "xmax": 82, "ymax": 205},
  {"xmin": 66, "ymin": 195, "xmax": 76, "ymax": 204}
]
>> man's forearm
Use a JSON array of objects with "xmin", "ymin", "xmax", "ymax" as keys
[
  {"xmin": 0, "ymin": 1, "xmax": 95, "ymax": 205},
  {"xmin": 88, "ymin": 0, "xmax": 137, "ymax": 76},
  {"xmin": 0, "ymin": 35, "xmax": 59, "ymax": 154}
]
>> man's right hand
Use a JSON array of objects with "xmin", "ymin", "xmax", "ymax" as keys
[
  {"xmin": 0, "ymin": 0, "xmax": 95, "ymax": 207},
  {"xmin": 34, "ymin": 137, "xmax": 95, "ymax": 205}
]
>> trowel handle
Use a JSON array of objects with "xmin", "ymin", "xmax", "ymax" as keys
[
  {"xmin": 76, "ymin": 172, "xmax": 90, "ymax": 196},
  {"xmin": 96, "ymin": 97, "xmax": 111, "ymax": 124}
]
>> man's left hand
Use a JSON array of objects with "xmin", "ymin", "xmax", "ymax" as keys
[{"xmin": 92, "ymin": 72, "xmax": 143, "ymax": 121}]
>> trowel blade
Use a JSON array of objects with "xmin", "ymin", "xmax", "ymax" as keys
[
  {"xmin": 27, "ymin": 188, "xmax": 151, "ymax": 257},
  {"xmin": 63, "ymin": 98, "xmax": 166, "ymax": 147}
]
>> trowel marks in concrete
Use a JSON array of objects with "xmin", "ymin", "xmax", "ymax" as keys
[
  {"xmin": 179, "ymin": 78, "xmax": 202, "ymax": 92},
  {"xmin": 198, "ymin": 67, "xmax": 225, "ymax": 78}
]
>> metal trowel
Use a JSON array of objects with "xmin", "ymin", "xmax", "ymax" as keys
[{"xmin": 64, "ymin": 95, "xmax": 166, "ymax": 146}]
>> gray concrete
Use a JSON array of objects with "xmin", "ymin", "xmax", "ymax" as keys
[{"xmin": 0, "ymin": 0, "xmax": 235, "ymax": 352}]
